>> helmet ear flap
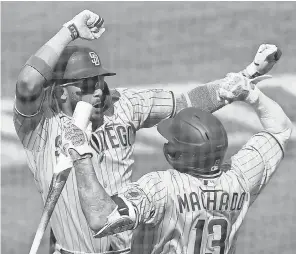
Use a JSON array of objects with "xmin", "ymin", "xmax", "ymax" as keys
[
  {"xmin": 164, "ymin": 142, "xmax": 189, "ymax": 172},
  {"xmin": 164, "ymin": 143, "xmax": 182, "ymax": 161},
  {"xmin": 163, "ymin": 141, "xmax": 227, "ymax": 175}
]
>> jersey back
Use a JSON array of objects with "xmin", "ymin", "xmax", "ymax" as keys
[
  {"xmin": 126, "ymin": 129, "xmax": 284, "ymax": 254},
  {"xmin": 130, "ymin": 168, "xmax": 250, "ymax": 254}
]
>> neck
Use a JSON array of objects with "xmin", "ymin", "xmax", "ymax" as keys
[{"xmin": 181, "ymin": 168, "xmax": 222, "ymax": 179}]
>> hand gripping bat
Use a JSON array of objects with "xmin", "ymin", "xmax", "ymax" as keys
[{"xmin": 29, "ymin": 101, "xmax": 93, "ymax": 254}]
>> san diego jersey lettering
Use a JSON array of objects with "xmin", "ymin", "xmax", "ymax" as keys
[{"xmin": 13, "ymin": 86, "xmax": 174, "ymax": 253}]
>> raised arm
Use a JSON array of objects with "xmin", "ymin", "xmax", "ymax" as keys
[
  {"xmin": 174, "ymin": 44, "xmax": 282, "ymax": 114},
  {"xmin": 247, "ymin": 85, "xmax": 292, "ymax": 150},
  {"xmin": 117, "ymin": 45, "xmax": 281, "ymax": 130},
  {"xmin": 15, "ymin": 27, "xmax": 71, "ymax": 115},
  {"xmin": 15, "ymin": 10, "xmax": 105, "ymax": 116},
  {"xmin": 219, "ymin": 72, "xmax": 293, "ymax": 204}
]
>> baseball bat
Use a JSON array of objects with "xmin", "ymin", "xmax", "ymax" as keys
[{"xmin": 29, "ymin": 101, "xmax": 93, "ymax": 254}]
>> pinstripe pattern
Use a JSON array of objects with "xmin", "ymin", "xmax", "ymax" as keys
[
  {"xmin": 13, "ymin": 87, "xmax": 174, "ymax": 253},
  {"xmin": 231, "ymin": 132, "xmax": 284, "ymax": 205},
  {"xmin": 118, "ymin": 132, "xmax": 284, "ymax": 254}
]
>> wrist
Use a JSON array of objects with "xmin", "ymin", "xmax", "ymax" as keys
[
  {"xmin": 58, "ymin": 26, "xmax": 75, "ymax": 43},
  {"xmin": 244, "ymin": 63, "xmax": 261, "ymax": 79},
  {"xmin": 62, "ymin": 22, "xmax": 79, "ymax": 41},
  {"xmin": 240, "ymin": 69, "xmax": 252, "ymax": 79}
]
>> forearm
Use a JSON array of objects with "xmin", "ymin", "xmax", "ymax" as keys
[
  {"xmin": 247, "ymin": 88, "xmax": 293, "ymax": 149},
  {"xmin": 174, "ymin": 56, "xmax": 274, "ymax": 114},
  {"xmin": 175, "ymin": 65, "xmax": 251, "ymax": 114},
  {"xmin": 35, "ymin": 27, "xmax": 72, "ymax": 68},
  {"xmin": 175, "ymin": 78, "xmax": 227, "ymax": 114},
  {"xmin": 73, "ymin": 155, "xmax": 117, "ymax": 232}
]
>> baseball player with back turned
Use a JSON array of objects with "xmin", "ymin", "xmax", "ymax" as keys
[
  {"xmin": 62, "ymin": 72, "xmax": 293, "ymax": 254},
  {"xmin": 14, "ymin": 9, "xmax": 281, "ymax": 254}
]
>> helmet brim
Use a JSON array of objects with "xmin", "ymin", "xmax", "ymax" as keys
[
  {"xmin": 98, "ymin": 66, "xmax": 116, "ymax": 77},
  {"xmin": 157, "ymin": 118, "xmax": 175, "ymax": 142},
  {"xmin": 53, "ymin": 65, "xmax": 116, "ymax": 80}
]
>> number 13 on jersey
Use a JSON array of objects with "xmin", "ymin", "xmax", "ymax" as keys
[{"xmin": 194, "ymin": 216, "xmax": 230, "ymax": 254}]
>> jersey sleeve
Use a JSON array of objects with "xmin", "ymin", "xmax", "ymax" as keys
[
  {"xmin": 231, "ymin": 131, "xmax": 284, "ymax": 205},
  {"xmin": 119, "ymin": 171, "xmax": 168, "ymax": 227},
  {"xmin": 117, "ymin": 88, "xmax": 175, "ymax": 130},
  {"xmin": 175, "ymin": 78, "xmax": 226, "ymax": 114},
  {"xmin": 13, "ymin": 87, "xmax": 53, "ymax": 151}
]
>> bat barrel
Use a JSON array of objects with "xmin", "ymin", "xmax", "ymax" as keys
[
  {"xmin": 29, "ymin": 210, "xmax": 51, "ymax": 254},
  {"xmin": 28, "ymin": 169, "xmax": 71, "ymax": 254}
]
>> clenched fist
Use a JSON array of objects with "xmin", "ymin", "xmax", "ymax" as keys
[
  {"xmin": 245, "ymin": 44, "xmax": 282, "ymax": 78},
  {"xmin": 63, "ymin": 10, "xmax": 105, "ymax": 41}
]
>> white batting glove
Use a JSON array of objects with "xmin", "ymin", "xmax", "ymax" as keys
[
  {"xmin": 63, "ymin": 10, "xmax": 105, "ymax": 41},
  {"xmin": 217, "ymin": 72, "xmax": 271, "ymax": 104},
  {"xmin": 244, "ymin": 44, "xmax": 282, "ymax": 78},
  {"xmin": 59, "ymin": 116, "xmax": 93, "ymax": 161}
]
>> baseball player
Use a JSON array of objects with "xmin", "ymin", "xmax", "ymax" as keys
[
  {"xmin": 13, "ymin": 9, "xmax": 281, "ymax": 254},
  {"xmin": 63, "ymin": 73, "xmax": 293, "ymax": 254}
]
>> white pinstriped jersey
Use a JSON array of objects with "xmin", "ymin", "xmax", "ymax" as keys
[
  {"xmin": 118, "ymin": 132, "xmax": 284, "ymax": 254},
  {"xmin": 13, "ymin": 87, "xmax": 174, "ymax": 253}
]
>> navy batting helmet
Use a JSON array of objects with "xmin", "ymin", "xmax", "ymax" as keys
[
  {"xmin": 157, "ymin": 107, "xmax": 228, "ymax": 177},
  {"xmin": 53, "ymin": 46, "xmax": 115, "ymax": 80}
]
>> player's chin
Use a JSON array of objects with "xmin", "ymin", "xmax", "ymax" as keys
[{"xmin": 92, "ymin": 105, "xmax": 104, "ymax": 116}]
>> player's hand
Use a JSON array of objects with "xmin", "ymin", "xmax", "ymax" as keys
[
  {"xmin": 63, "ymin": 10, "xmax": 105, "ymax": 41},
  {"xmin": 90, "ymin": 87, "xmax": 107, "ymax": 128},
  {"xmin": 217, "ymin": 72, "xmax": 271, "ymax": 104},
  {"xmin": 244, "ymin": 44, "xmax": 282, "ymax": 78},
  {"xmin": 59, "ymin": 116, "xmax": 93, "ymax": 161}
]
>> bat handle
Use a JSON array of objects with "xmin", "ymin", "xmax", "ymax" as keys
[
  {"xmin": 54, "ymin": 101, "xmax": 93, "ymax": 175},
  {"xmin": 72, "ymin": 101, "xmax": 93, "ymax": 130},
  {"xmin": 29, "ymin": 101, "xmax": 92, "ymax": 254}
]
